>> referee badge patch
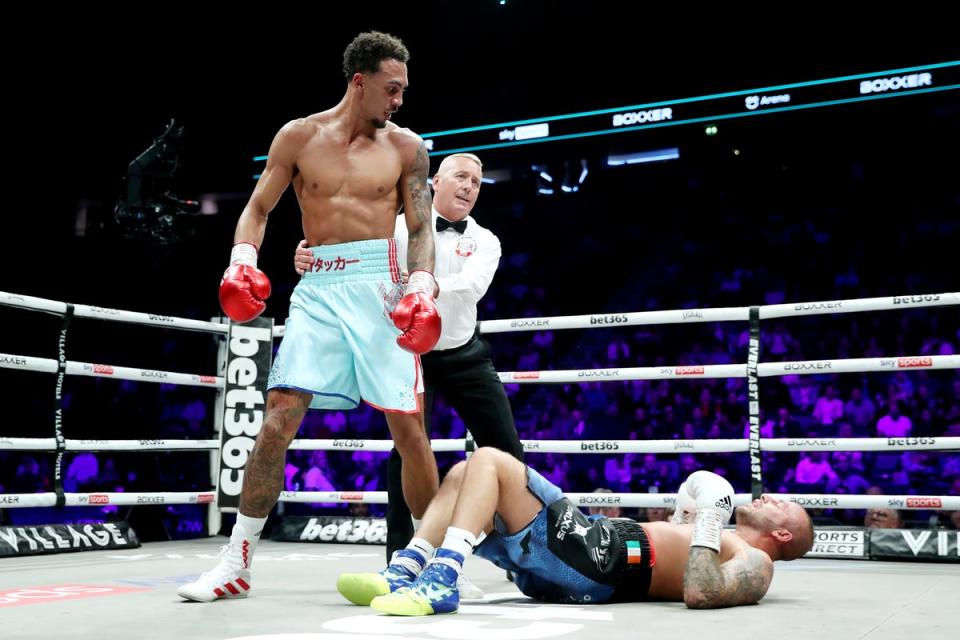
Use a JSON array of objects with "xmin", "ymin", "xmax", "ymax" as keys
[{"xmin": 455, "ymin": 236, "xmax": 477, "ymax": 257}]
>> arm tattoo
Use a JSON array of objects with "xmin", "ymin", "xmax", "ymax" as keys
[
  {"xmin": 405, "ymin": 142, "xmax": 435, "ymax": 274},
  {"xmin": 684, "ymin": 546, "xmax": 772, "ymax": 608},
  {"xmin": 684, "ymin": 547, "xmax": 726, "ymax": 608}
]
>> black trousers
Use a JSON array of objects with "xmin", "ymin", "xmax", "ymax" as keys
[{"xmin": 385, "ymin": 333, "xmax": 523, "ymax": 559}]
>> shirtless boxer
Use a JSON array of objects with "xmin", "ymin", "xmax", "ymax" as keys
[{"xmin": 178, "ymin": 31, "xmax": 441, "ymax": 602}]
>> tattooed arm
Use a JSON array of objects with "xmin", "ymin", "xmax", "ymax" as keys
[
  {"xmin": 683, "ymin": 546, "xmax": 774, "ymax": 609},
  {"xmin": 398, "ymin": 135, "xmax": 436, "ymax": 277},
  {"xmin": 390, "ymin": 131, "xmax": 441, "ymax": 353}
]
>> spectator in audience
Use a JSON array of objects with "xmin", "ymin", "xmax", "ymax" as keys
[
  {"xmin": 865, "ymin": 508, "xmax": 903, "ymax": 529},
  {"xmin": 825, "ymin": 452, "xmax": 871, "ymax": 495},
  {"xmin": 64, "ymin": 451, "xmax": 99, "ymax": 492},
  {"xmin": 12, "ymin": 455, "xmax": 46, "ymax": 493},
  {"xmin": 794, "ymin": 451, "xmax": 837, "ymax": 486},
  {"xmin": 813, "ymin": 385, "xmax": 844, "ymax": 427},
  {"xmin": 876, "ymin": 401, "xmax": 912, "ymax": 437},
  {"xmin": 349, "ymin": 502, "xmax": 371, "ymax": 518},
  {"xmin": 844, "ymin": 387, "xmax": 876, "ymax": 434}
]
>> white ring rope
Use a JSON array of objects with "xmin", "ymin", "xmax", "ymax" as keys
[
  {"xmin": 759, "ymin": 292, "xmax": 958, "ymax": 320},
  {"xmin": 479, "ymin": 307, "xmax": 751, "ymax": 334},
  {"xmin": 0, "ymin": 291, "xmax": 228, "ymax": 334},
  {"xmin": 279, "ymin": 491, "xmax": 917, "ymax": 511},
  {"xmin": 499, "ymin": 364, "xmax": 746, "ymax": 383},
  {"xmin": 521, "ymin": 439, "xmax": 748, "ymax": 453},
  {"xmin": 1, "ymin": 492, "xmax": 215, "ymax": 508},
  {"xmin": 5, "ymin": 290, "xmax": 956, "ymax": 337},
  {"xmin": 0, "ymin": 353, "xmax": 223, "ymax": 388},
  {"xmin": 758, "ymin": 355, "xmax": 960, "ymax": 377},
  {"xmin": 0, "ymin": 438, "xmax": 469, "ymax": 452},
  {"xmin": 286, "ymin": 438, "xmax": 467, "ymax": 452},
  {"xmin": 563, "ymin": 493, "xmax": 960, "ymax": 511},
  {"xmin": 5, "ymin": 491, "xmax": 957, "ymax": 511},
  {"xmin": 758, "ymin": 437, "xmax": 960, "ymax": 452},
  {"xmin": 3, "ymin": 436, "xmax": 956, "ymax": 455},
  {"xmin": 497, "ymin": 355, "xmax": 960, "ymax": 384},
  {"xmin": 478, "ymin": 292, "xmax": 959, "ymax": 333}
]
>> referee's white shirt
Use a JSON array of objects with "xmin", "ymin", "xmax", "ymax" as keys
[{"xmin": 394, "ymin": 208, "xmax": 501, "ymax": 351}]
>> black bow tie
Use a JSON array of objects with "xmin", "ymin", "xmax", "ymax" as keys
[{"xmin": 436, "ymin": 217, "xmax": 468, "ymax": 234}]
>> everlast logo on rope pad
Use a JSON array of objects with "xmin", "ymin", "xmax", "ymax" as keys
[
  {"xmin": 218, "ymin": 317, "xmax": 274, "ymax": 511},
  {"xmin": 747, "ymin": 339, "xmax": 761, "ymax": 483}
]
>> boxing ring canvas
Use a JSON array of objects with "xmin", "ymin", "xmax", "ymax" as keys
[{"xmin": 1, "ymin": 538, "xmax": 957, "ymax": 640}]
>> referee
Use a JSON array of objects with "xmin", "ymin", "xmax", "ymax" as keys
[{"xmin": 390, "ymin": 153, "xmax": 523, "ymax": 557}]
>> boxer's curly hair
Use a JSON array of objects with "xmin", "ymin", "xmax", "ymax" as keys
[{"xmin": 343, "ymin": 31, "xmax": 409, "ymax": 80}]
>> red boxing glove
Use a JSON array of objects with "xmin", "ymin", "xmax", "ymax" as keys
[
  {"xmin": 219, "ymin": 243, "xmax": 272, "ymax": 323},
  {"xmin": 392, "ymin": 270, "xmax": 441, "ymax": 354}
]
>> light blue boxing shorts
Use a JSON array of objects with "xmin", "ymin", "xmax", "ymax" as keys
[{"xmin": 266, "ymin": 238, "xmax": 422, "ymax": 413}]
